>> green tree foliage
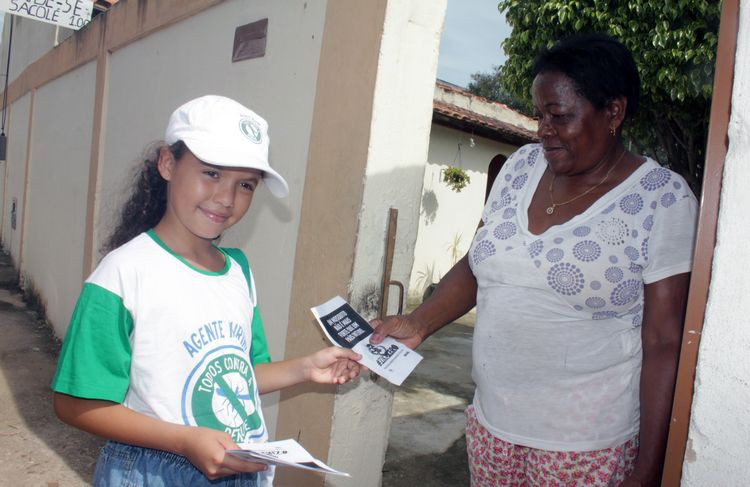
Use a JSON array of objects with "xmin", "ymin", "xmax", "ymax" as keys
[
  {"xmin": 497, "ymin": 0, "xmax": 720, "ymax": 191},
  {"xmin": 467, "ymin": 65, "xmax": 532, "ymax": 114}
]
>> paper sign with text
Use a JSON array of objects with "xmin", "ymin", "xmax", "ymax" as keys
[
  {"xmin": 0, "ymin": 0, "xmax": 93, "ymax": 30},
  {"xmin": 311, "ymin": 296, "xmax": 422, "ymax": 386}
]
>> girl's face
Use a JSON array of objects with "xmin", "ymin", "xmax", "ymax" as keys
[
  {"xmin": 158, "ymin": 147, "xmax": 262, "ymax": 243},
  {"xmin": 531, "ymin": 71, "xmax": 622, "ymax": 177}
]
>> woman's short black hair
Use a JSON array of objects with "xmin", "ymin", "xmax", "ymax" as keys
[{"xmin": 532, "ymin": 34, "xmax": 640, "ymax": 119}]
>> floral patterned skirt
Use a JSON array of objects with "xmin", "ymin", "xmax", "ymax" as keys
[{"xmin": 465, "ymin": 405, "xmax": 638, "ymax": 486}]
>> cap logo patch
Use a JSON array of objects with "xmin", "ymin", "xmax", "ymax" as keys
[{"xmin": 239, "ymin": 117, "xmax": 263, "ymax": 144}]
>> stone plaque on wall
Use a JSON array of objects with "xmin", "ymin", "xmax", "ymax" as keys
[{"xmin": 232, "ymin": 18, "xmax": 268, "ymax": 62}]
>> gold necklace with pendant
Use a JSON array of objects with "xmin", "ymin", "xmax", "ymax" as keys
[{"xmin": 546, "ymin": 148, "xmax": 626, "ymax": 215}]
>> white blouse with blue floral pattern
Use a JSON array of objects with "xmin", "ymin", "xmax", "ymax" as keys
[{"xmin": 469, "ymin": 143, "xmax": 698, "ymax": 451}]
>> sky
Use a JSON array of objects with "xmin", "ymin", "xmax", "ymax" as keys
[{"xmin": 436, "ymin": 0, "xmax": 512, "ymax": 88}]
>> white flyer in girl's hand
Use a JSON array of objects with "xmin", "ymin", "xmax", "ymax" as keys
[
  {"xmin": 230, "ymin": 439, "xmax": 349, "ymax": 477},
  {"xmin": 310, "ymin": 296, "xmax": 422, "ymax": 386}
]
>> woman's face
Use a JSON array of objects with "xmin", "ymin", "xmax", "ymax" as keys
[{"xmin": 531, "ymin": 71, "xmax": 615, "ymax": 177}]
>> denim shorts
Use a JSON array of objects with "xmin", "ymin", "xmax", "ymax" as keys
[{"xmin": 93, "ymin": 441, "xmax": 260, "ymax": 487}]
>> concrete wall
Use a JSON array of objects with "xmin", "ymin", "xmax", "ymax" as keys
[
  {"xmin": 0, "ymin": 14, "xmax": 68, "ymax": 265},
  {"xmin": 0, "ymin": 14, "xmax": 60, "ymax": 265},
  {"xmin": 1, "ymin": 14, "xmax": 58, "ymax": 82},
  {"xmin": 0, "ymin": 14, "xmax": 69, "ymax": 267},
  {"xmin": 0, "ymin": 92, "xmax": 30, "ymax": 266},
  {"xmin": 2, "ymin": 1, "xmax": 446, "ymax": 485},
  {"xmin": 274, "ymin": 1, "xmax": 447, "ymax": 484},
  {"xmin": 22, "ymin": 61, "xmax": 95, "ymax": 331},
  {"xmin": 0, "ymin": 0, "xmax": 327, "ymax": 441},
  {"xmin": 327, "ymin": 1, "xmax": 447, "ymax": 484},
  {"xmin": 682, "ymin": 2, "xmax": 750, "ymax": 483},
  {"xmin": 407, "ymin": 124, "xmax": 517, "ymax": 302}
]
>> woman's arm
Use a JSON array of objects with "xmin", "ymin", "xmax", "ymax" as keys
[
  {"xmin": 625, "ymin": 272, "xmax": 691, "ymax": 486},
  {"xmin": 370, "ymin": 253, "xmax": 478, "ymax": 349},
  {"xmin": 52, "ymin": 393, "xmax": 267, "ymax": 479},
  {"xmin": 254, "ymin": 347, "xmax": 362, "ymax": 394}
]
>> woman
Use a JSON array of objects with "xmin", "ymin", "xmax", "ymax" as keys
[{"xmin": 372, "ymin": 35, "xmax": 697, "ymax": 486}]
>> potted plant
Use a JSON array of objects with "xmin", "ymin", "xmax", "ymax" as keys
[{"xmin": 442, "ymin": 165, "xmax": 470, "ymax": 192}]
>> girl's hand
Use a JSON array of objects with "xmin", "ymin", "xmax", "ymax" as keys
[
  {"xmin": 305, "ymin": 347, "xmax": 362, "ymax": 385},
  {"xmin": 179, "ymin": 426, "xmax": 268, "ymax": 480},
  {"xmin": 52, "ymin": 394, "xmax": 266, "ymax": 480}
]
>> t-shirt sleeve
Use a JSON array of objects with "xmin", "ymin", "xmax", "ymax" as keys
[
  {"xmin": 51, "ymin": 282, "xmax": 133, "ymax": 402},
  {"xmin": 223, "ymin": 247, "xmax": 272, "ymax": 365},
  {"xmin": 481, "ymin": 144, "xmax": 534, "ymax": 224},
  {"xmin": 250, "ymin": 305, "xmax": 271, "ymax": 365},
  {"xmin": 642, "ymin": 188, "xmax": 699, "ymax": 284}
]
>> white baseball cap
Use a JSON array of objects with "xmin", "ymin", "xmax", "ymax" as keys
[{"xmin": 165, "ymin": 95, "xmax": 289, "ymax": 198}]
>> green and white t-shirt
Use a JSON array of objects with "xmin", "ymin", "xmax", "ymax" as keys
[{"xmin": 52, "ymin": 230, "xmax": 271, "ymax": 446}]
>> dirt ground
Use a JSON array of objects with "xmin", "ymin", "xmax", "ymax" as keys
[
  {"xmin": 382, "ymin": 316, "xmax": 474, "ymax": 486},
  {"xmin": 0, "ymin": 252, "xmax": 103, "ymax": 486},
  {"xmin": 0, "ymin": 251, "xmax": 473, "ymax": 486}
]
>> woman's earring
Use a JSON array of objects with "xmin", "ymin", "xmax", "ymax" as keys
[{"xmin": 610, "ymin": 126, "xmax": 616, "ymax": 137}]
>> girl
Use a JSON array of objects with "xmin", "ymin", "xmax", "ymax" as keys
[{"xmin": 51, "ymin": 95, "xmax": 361, "ymax": 486}]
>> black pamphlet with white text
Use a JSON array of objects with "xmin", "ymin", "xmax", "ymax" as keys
[{"xmin": 311, "ymin": 296, "xmax": 422, "ymax": 386}]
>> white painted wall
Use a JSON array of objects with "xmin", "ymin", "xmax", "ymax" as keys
[
  {"xmin": 0, "ymin": 92, "xmax": 31, "ymax": 266},
  {"xmin": 1, "ymin": 14, "xmax": 59, "ymax": 81},
  {"xmin": 23, "ymin": 61, "xmax": 95, "ymax": 336},
  {"xmin": 326, "ymin": 1, "xmax": 447, "ymax": 485},
  {"xmin": 0, "ymin": 15, "xmax": 44, "ymax": 262},
  {"xmin": 682, "ymin": 3, "xmax": 750, "ymax": 484},
  {"xmin": 0, "ymin": 157, "xmax": 4, "ymax": 239},
  {"xmin": 96, "ymin": 0, "xmax": 327, "ymax": 437},
  {"xmin": 0, "ymin": 16, "xmax": 75, "ymax": 250},
  {"xmin": 407, "ymin": 124, "xmax": 518, "ymax": 302},
  {"xmin": 0, "ymin": 14, "xmax": 58, "ymax": 261}
]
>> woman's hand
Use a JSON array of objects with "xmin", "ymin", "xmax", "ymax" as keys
[
  {"xmin": 178, "ymin": 426, "xmax": 267, "ymax": 480},
  {"xmin": 370, "ymin": 254, "xmax": 478, "ymax": 349},
  {"xmin": 304, "ymin": 347, "xmax": 362, "ymax": 385},
  {"xmin": 369, "ymin": 315, "xmax": 425, "ymax": 350}
]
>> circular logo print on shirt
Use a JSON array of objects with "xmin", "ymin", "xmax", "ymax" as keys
[
  {"xmin": 472, "ymin": 240, "xmax": 496, "ymax": 266},
  {"xmin": 527, "ymin": 239, "xmax": 544, "ymax": 258},
  {"xmin": 239, "ymin": 117, "xmax": 263, "ymax": 144},
  {"xmin": 596, "ymin": 217, "xmax": 629, "ymax": 246},
  {"xmin": 547, "ymin": 262, "xmax": 585, "ymax": 296},
  {"xmin": 182, "ymin": 346, "xmax": 264, "ymax": 443},
  {"xmin": 640, "ymin": 167, "xmax": 671, "ymax": 191},
  {"xmin": 527, "ymin": 147, "xmax": 540, "ymax": 166}
]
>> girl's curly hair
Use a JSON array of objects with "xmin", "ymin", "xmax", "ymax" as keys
[{"xmin": 101, "ymin": 140, "xmax": 188, "ymax": 254}]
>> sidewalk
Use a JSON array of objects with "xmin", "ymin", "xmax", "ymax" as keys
[{"xmin": 0, "ymin": 252, "xmax": 102, "ymax": 486}]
